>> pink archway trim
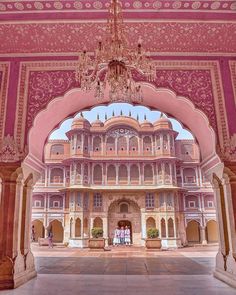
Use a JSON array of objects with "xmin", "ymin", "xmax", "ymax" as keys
[{"xmin": 24, "ymin": 83, "xmax": 220, "ymax": 172}]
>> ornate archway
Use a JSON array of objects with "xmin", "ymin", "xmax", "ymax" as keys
[{"xmin": 108, "ymin": 197, "xmax": 141, "ymax": 245}]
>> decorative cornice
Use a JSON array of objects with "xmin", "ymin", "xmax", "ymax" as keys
[
  {"xmin": 0, "ymin": 135, "xmax": 28, "ymax": 162},
  {"xmin": 0, "ymin": 0, "xmax": 235, "ymax": 14}
]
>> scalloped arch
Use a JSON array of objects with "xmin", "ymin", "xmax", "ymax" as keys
[{"xmin": 24, "ymin": 83, "xmax": 220, "ymax": 171}]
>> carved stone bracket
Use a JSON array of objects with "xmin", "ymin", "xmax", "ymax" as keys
[
  {"xmin": 0, "ymin": 135, "xmax": 28, "ymax": 163},
  {"xmin": 217, "ymin": 134, "xmax": 236, "ymax": 161}
]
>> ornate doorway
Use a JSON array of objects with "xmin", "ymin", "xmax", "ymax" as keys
[
  {"xmin": 118, "ymin": 220, "xmax": 132, "ymax": 244},
  {"xmin": 108, "ymin": 197, "xmax": 141, "ymax": 245}
]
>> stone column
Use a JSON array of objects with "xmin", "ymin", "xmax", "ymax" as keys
[
  {"xmin": 160, "ymin": 134, "xmax": 163, "ymax": 154},
  {"xmin": 141, "ymin": 210, "xmax": 146, "ymax": 239},
  {"xmin": 115, "ymin": 138, "xmax": 118, "ymax": 155},
  {"xmin": 200, "ymin": 226, "xmax": 207, "ymax": 245},
  {"xmin": 102, "ymin": 217, "xmax": 108, "ymax": 246},
  {"xmin": 116, "ymin": 165, "xmax": 119, "ymax": 185},
  {"xmin": 90, "ymin": 217, "xmax": 94, "ymax": 238},
  {"xmin": 220, "ymin": 171, "xmax": 236, "ymax": 278},
  {"xmin": 0, "ymin": 164, "xmax": 36, "ymax": 290},
  {"xmin": 128, "ymin": 164, "xmax": 131, "ymax": 185}
]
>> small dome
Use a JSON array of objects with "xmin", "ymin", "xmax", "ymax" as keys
[
  {"xmin": 140, "ymin": 120, "xmax": 153, "ymax": 128},
  {"xmin": 71, "ymin": 113, "xmax": 90, "ymax": 129},
  {"xmin": 154, "ymin": 114, "xmax": 173, "ymax": 130},
  {"xmin": 91, "ymin": 119, "xmax": 104, "ymax": 127}
]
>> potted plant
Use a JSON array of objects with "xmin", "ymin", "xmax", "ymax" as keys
[
  {"xmin": 145, "ymin": 228, "xmax": 162, "ymax": 249},
  {"xmin": 88, "ymin": 227, "xmax": 105, "ymax": 249}
]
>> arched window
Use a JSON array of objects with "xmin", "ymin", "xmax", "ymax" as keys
[
  {"xmin": 143, "ymin": 136, "xmax": 152, "ymax": 152},
  {"xmin": 130, "ymin": 164, "xmax": 139, "ymax": 184},
  {"xmin": 168, "ymin": 218, "xmax": 174, "ymax": 237},
  {"xmin": 50, "ymin": 168, "xmax": 64, "ymax": 183},
  {"xmin": 93, "ymin": 136, "xmax": 102, "ymax": 152},
  {"xmin": 159, "ymin": 193, "xmax": 165, "ymax": 208},
  {"xmin": 118, "ymin": 136, "xmax": 127, "ymax": 152},
  {"xmin": 163, "ymin": 134, "xmax": 168, "ymax": 150},
  {"xmin": 165, "ymin": 163, "xmax": 170, "ymax": 177},
  {"xmin": 120, "ymin": 203, "xmax": 129, "ymax": 213},
  {"xmin": 83, "ymin": 218, "xmax": 89, "ymax": 236},
  {"xmin": 93, "ymin": 164, "xmax": 102, "ymax": 184},
  {"xmin": 106, "ymin": 136, "xmax": 115, "ymax": 152},
  {"xmin": 161, "ymin": 218, "xmax": 166, "ymax": 238},
  {"xmin": 144, "ymin": 164, "xmax": 153, "ymax": 183},
  {"xmin": 93, "ymin": 217, "xmax": 103, "ymax": 228},
  {"xmin": 75, "ymin": 163, "xmax": 81, "ymax": 184},
  {"xmin": 107, "ymin": 165, "xmax": 116, "ymax": 184},
  {"xmin": 50, "ymin": 144, "xmax": 64, "ymax": 155},
  {"xmin": 83, "ymin": 164, "xmax": 88, "ymax": 183},
  {"xmin": 146, "ymin": 217, "xmax": 156, "ymax": 230},
  {"xmin": 84, "ymin": 135, "xmax": 88, "ymax": 152},
  {"xmin": 75, "ymin": 218, "xmax": 81, "ymax": 237},
  {"xmin": 166, "ymin": 193, "xmax": 173, "ymax": 207},
  {"xmin": 118, "ymin": 165, "xmax": 128, "ymax": 184},
  {"xmin": 156, "ymin": 134, "xmax": 161, "ymax": 150},
  {"xmin": 77, "ymin": 134, "xmax": 82, "ymax": 150},
  {"xmin": 129, "ymin": 136, "xmax": 138, "ymax": 152}
]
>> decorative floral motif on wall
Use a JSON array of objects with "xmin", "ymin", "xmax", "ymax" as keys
[
  {"xmin": 0, "ymin": 135, "xmax": 27, "ymax": 162},
  {"xmin": 26, "ymin": 67, "xmax": 217, "ymax": 133},
  {"xmin": 107, "ymin": 128, "xmax": 138, "ymax": 137},
  {"xmin": 27, "ymin": 69, "xmax": 78, "ymax": 130},
  {"xmin": 218, "ymin": 134, "xmax": 236, "ymax": 161},
  {"xmin": 0, "ymin": 22, "xmax": 236, "ymax": 54}
]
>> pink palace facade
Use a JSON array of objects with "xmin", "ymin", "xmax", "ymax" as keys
[{"xmin": 32, "ymin": 114, "xmax": 218, "ymax": 248}]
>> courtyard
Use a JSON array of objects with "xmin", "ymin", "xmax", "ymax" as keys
[{"xmin": 1, "ymin": 245, "xmax": 236, "ymax": 295}]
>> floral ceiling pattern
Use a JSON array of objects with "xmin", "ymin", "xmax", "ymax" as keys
[{"xmin": 0, "ymin": 22, "xmax": 236, "ymax": 54}]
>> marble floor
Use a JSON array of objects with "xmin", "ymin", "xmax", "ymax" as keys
[{"xmin": 1, "ymin": 245, "xmax": 236, "ymax": 295}]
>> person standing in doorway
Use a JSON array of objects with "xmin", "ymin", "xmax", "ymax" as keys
[
  {"xmin": 48, "ymin": 230, "xmax": 53, "ymax": 248},
  {"xmin": 120, "ymin": 226, "xmax": 125, "ymax": 245},
  {"xmin": 113, "ymin": 226, "xmax": 120, "ymax": 246},
  {"xmin": 125, "ymin": 225, "xmax": 131, "ymax": 246},
  {"xmin": 31, "ymin": 225, "xmax": 36, "ymax": 242}
]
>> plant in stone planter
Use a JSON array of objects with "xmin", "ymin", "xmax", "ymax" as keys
[
  {"xmin": 91, "ymin": 227, "xmax": 103, "ymax": 238},
  {"xmin": 89, "ymin": 227, "xmax": 105, "ymax": 249},
  {"xmin": 147, "ymin": 228, "xmax": 159, "ymax": 239},
  {"xmin": 146, "ymin": 228, "xmax": 161, "ymax": 249}
]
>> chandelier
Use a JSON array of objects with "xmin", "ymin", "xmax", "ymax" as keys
[{"xmin": 76, "ymin": 0, "xmax": 156, "ymax": 102}]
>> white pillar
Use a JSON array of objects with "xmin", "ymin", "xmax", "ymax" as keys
[{"xmin": 141, "ymin": 210, "xmax": 146, "ymax": 239}]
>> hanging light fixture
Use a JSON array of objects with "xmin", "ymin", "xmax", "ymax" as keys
[{"xmin": 76, "ymin": 0, "xmax": 156, "ymax": 102}]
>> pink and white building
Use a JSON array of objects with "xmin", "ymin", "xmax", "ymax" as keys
[{"xmin": 32, "ymin": 114, "xmax": 218, "ymax": 248}]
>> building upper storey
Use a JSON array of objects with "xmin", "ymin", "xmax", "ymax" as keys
[{"xmin": 44, "ymin": 114, "xmax": 200, "ymax": 163}]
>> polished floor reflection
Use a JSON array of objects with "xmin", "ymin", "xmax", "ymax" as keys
[{"xmin": 2, "ymin": 245, "xmax": 236, "ymax": 295}]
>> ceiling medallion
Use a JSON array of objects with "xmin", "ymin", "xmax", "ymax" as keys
[{"xmin": 76, "ymin": 0, "xmax": 156, "ymax": 102}]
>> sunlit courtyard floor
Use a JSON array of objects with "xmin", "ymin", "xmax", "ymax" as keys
[{"xmin": 2, "ymin": 245, "xmax": 236, "ymax": 295}]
